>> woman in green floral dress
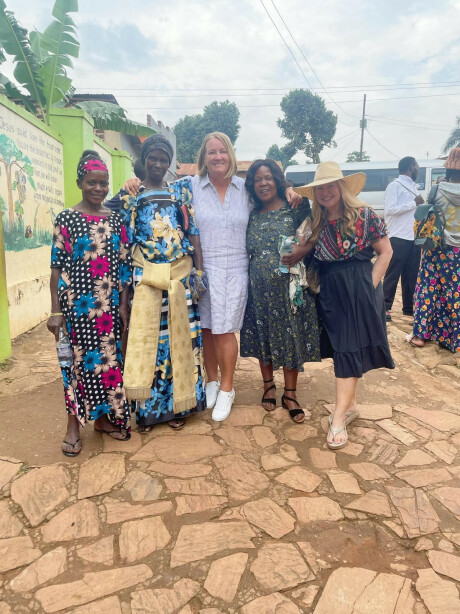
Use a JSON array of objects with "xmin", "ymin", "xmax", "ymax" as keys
[{"xmin": 240, "ymin": 159, "xmax": 321, "ymax": 423}]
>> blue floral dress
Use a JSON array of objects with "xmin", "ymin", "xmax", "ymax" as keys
[
  {"xmin": 51, "ymin": 210, "xmax": 132, "ymax": 428},
  {"xmin": 120, "ymin": 178, "xmax": 206, "ymax": 427}
]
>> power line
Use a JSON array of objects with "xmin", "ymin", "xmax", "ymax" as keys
[
  {"xmin": 330, "ymin": 130, "xmax": 362, "ymax": 160},
  {"xmin": 120, "ymin": 90, "xmax": 460, "ymax": 111},
  {"xmin": 367, "ymin": 116, "xmax": 451, "ymax": 131},
  {"xmin": 270, "ymin": 0, "xmax": 358, "ymax": 120},
  {"xmin": 365, "ymin": 128, "xmax": 399, "ymax": 159},
  {"xmin": 77, "ymin": 84, "xmax": 460, "ymax": 98},
  {"xmin": 258, "ymin": 0, "xmax": 314, "ymax": 90},
  {"xmin": 77, "ymin": 80, "xmax": 460, "ymax": 92}
]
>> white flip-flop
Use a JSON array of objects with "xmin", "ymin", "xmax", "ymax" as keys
[{"xmin": 327, "ymin": 414, "xmax": 348, "ymax": 450}]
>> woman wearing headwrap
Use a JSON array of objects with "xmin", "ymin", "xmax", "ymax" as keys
[
  {"xmin": 121, "ymin": 134, "xmax": 207, "ymax": 431},
  {"xmin": 47, "ymin": 150, "xmax": 132, "ymax": 457}
]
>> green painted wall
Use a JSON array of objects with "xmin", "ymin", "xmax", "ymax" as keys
[
  {"xmin": 1, "ymin": 101, "xmax": 135, "ymax": 360},
  {"xmin": 112, "ymin": 149, "xmax": 134, "ymax": 193},
  {"xmin": 49, "ymin": 107, "xmax": 95, "ymax": 208}
]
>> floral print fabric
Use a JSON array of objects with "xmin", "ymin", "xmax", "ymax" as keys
[
  {"xmin": 120, "ymin": 178, "xmax": 206, "ymax": 427},
  {"xmin": 413, "ymin": 245, "xmax": 460, "ymax": 353},
  {"xmin": 315, "ymin": 206, "xmax": 387, "ymax": 262},
  {"xmin": 240, "ymin": 201, "xmax": 321, "ymax": 370},
  {"xmin": 51, "ymin": 210, "xmax": 132, "ymax": 427}
]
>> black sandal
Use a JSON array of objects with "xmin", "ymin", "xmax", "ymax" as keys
[
  {"xmin": 138, "ymin": 424, "xmax": 154, "ymax": 433},
  {"xmin": 94, "ymin": 426, "xmax": 131, "ymax": 441},
  {"xmin": 61, "ymin": 438, "xmax": 81, "ymax": 457},
  {"xmin": 261, "ymin": 378, "xmax": 276, "ymax": 412},
  {"xmin": 281, "ymin": 388, "xmax": 305, "ymax": 423},
  {"xmin": 168, "ymin": 418, "xmax": 186, "ymax": 430}
]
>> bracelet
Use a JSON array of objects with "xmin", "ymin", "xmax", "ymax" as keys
[{"xmin": 50, "ymin": 312, "xmax": 63, "ymax": 317}]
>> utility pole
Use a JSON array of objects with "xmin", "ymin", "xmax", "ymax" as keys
[{"xmin": 359, "ymin": 94, "xmax": 367, "ymax": 162}]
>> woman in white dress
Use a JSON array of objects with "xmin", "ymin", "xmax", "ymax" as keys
[{"xmin": 124, "ymin": 132, "xmax": 301, "ymax": 422}]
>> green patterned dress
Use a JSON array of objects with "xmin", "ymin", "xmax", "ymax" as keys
[{"xmin": 240, "ymin": 201, "xmax": 321, "ymax": 370}]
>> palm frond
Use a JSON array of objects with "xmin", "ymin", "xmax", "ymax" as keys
[
  {"xmin": 0, "ymin": 0, "xmax": 45, "ymax": 117},
  {"xmin": 443, "ymin": 116, "xmax": 460, "ymax": 153},
  {"xmin": 75, "ymin": 100, "xmax": 156, "ymax": 137}
]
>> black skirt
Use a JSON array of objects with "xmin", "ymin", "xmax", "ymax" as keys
[{"xmin": 318, "ymin": 255, "xmax": 394, "ymax": 378}]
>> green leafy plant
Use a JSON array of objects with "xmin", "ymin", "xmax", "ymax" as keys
[{"xmin": 0, "ymin": 0, "xmax": 154, "ymax": 136}]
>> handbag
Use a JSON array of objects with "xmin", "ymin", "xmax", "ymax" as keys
[{"xmin": 414, "ymin": 185, "xmax": 446, "ymax": 251}]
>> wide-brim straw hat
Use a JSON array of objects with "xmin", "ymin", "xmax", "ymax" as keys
[
  {"xmin": 444, "ymin": 148, "xmax": 460, "ymax": 170},
  {"xmin": 294, "ymin": 161, "xmax": 366, "ymax": 200}
]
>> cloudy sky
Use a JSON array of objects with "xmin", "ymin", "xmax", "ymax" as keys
[{"xmin": 5, "ymin": 0, "xmax": 460, "ymax": 164}]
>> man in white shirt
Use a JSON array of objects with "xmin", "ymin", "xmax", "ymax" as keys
[{"xmin": 383, "ymin": 156, "xmax": 424, "ymax": 320}]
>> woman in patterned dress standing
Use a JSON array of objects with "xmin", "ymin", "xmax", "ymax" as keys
[
  {"xmin": 240, "ymin": 159, "xmax": 321, "ymax": 422},
  {"xmin": 47, "ymin": 151, "xmax": 132, "ymax": 457},
  {"xmin": 120, "ymin": 134, "xmax": 207, "ymax": 432},
  {"xmin": 296, "ymin": 162, "xmax": 394, "ymax": 449}
]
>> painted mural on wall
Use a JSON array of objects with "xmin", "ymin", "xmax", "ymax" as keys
[{"xmin": 0, "ymin": 103, "xmax": 64, "ymax": 251}]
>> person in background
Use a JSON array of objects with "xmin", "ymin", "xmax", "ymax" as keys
[
  {"xmin": 240, "ymin": 159, "xmax": 321, "ymax": 422},
  {"xmin": 296, "ymin": 162, "xmax": 394, "ymax": 449},
  {"xmin": 47, "ymin": 150, "xmax": 132, "ymax": 457},
  {"xmin": 383, "ymin": 156, "xmax": 424, "ymax": 321},
  {"xmin": 105, "ymin": 159, "xmax": 146, "ymax": 214},
  {"xmin": 123, "ymin": 132, "xmax": 302, "ymax": 422},
  {"xmin": 408, "ymin": 148, "xmax": 460, "ymax": 353},
  {"xmin": 121, "ymin": 134, "xmax": 207, "ymax": 432}
]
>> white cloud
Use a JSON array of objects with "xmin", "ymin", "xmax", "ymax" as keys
[{"xmin": 3, "ymin": 0, "xmax": 459, "ymax": 163}]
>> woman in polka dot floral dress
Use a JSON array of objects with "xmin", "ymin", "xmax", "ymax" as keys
[{"xmin": 47, "ymin": 150, "xmax": 132, "ymax": 457}]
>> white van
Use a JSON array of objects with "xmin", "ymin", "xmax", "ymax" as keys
[{"xmin": 285, "ymin": 159, "xmax": 446, "ymax": 217}]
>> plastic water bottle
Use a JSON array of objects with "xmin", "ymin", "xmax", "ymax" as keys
[
  {"xmin": 279, "ymin": 237, "xmax": 293, "ymax": 273},
  {"xmin": 56, "ymin": 328, "xmax": 73, "ymax": 368}
]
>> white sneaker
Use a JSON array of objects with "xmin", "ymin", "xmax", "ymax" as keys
[
  {"xmin": 206, "ymin": 380, "xmax": 220, "ymax": 409},
  {"xmin": 212, "ymin": 389, "xmax": 235, "ymax": 422}
]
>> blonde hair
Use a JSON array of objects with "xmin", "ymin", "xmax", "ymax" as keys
[
  {"xmin": 310, "ymin": 180, "xmax": 368, "ymax": 243},
  {"xmin": 196, "ymin": 132, "xmax": 237, "ymax": 179}
]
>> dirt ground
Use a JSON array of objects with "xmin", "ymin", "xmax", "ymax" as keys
[{"xmin": 0, "ymin": 290, "xmax": 459, "ymax": 613}]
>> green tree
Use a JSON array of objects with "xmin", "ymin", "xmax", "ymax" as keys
[
  {"xmin": 266, "ymin": 143, "xmax": 298, "ymax": 170},
  {"xmin": 277, "ymin": 89, "xmax": 337, "ymax": 164},
  {"xmin": 175, "ymin": 101, "xmax": 240, "ymax": 163},
  {"xmin": 346, "ymin": 150, "xmax": 371, "ymax": 162},
  {"xmin": 0, "ymin": 133, "xmax": 35, "ymax": 223},
  {"xmin": 443, "ymin": 116, "xmax": 460, "ymax": 153},
  {"xmin": 0, "ymin": 0, "xmax": 153, "ymax": 136}
]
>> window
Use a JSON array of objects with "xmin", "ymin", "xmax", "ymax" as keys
[
  {"xmin": 430, "ymin": 167, "xmax": 446, "ymax": 186},
  {"xmin": 285, "ymin": 171, "xmax": 315, "ymax": 187},
  {"xmin": 342, "ymin": 168, "xmax": 399, "ymax": 192}
]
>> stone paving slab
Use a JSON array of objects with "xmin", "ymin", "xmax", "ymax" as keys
[{"xmin": 1, "ymin": 313, "xmax": 460, "ymax": 612}]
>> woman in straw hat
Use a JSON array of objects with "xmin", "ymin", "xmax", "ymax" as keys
[
  {"xmin": 408, "ymin": 148, "xmax": 460, "ymax": 353},
  {"xmin": 295, "ymin": 161, "xmax": 394, "ymax": 449}
]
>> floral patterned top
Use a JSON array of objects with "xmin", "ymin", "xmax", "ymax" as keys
[
  {"xmin": 120, "ymin": 177, "xmax": 199, "ymax": 263},
  {"xmin": 314, "ymin": 206, "xmax": 387, "ymax": 262},
  {"xmin": 50, "ymin": 209, "xmax": 132, "ymax": 427}
]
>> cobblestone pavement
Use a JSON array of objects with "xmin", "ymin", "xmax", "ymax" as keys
[{"xmin": 0, "ymin": 295, "xmax": 459, "ymax": 613}]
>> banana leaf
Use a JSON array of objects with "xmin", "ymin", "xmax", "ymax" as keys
[
  {"xmin": 0, "ymin": 73, "xmax": 37, "ymax": 114},
  {"xmin": 75, "ymin": 100, "xmax": 156, "ymax": 137},
  {"xmin": 39, "ymin": 0, "xmax": 79, "ymax": 115},
  {"xmin": 0, "ymin": 0, "xmax": 46, "ymax": 116}
]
